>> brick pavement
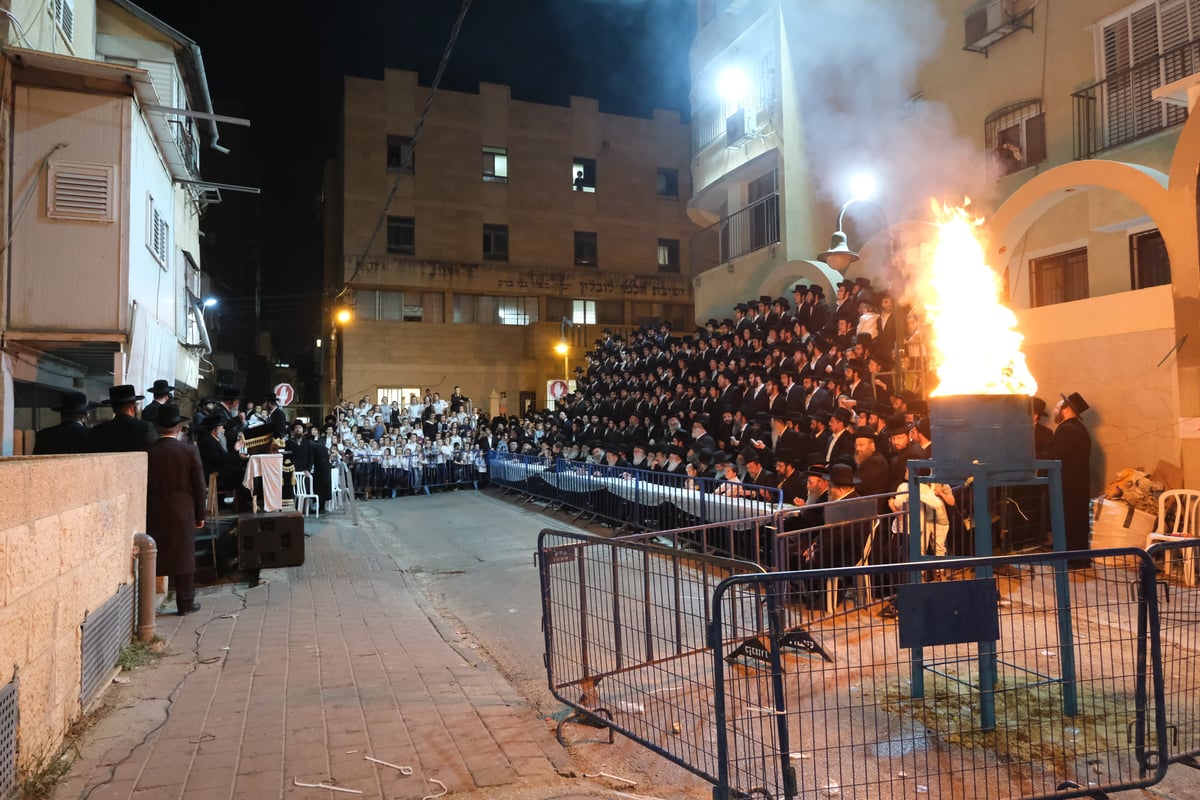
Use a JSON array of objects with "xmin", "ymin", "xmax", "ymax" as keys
[{"xmin": 50, "ymin": 512, "xmax": 607, "ymax": 800}]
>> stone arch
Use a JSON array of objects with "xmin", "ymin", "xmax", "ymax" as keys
[{"xmin": 757, "ymin": 259, "xmax": 844, "ymax": 301}]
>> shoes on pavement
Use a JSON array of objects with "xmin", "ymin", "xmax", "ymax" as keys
[
  {"xmin": 179, "ymin": 602, "xmax": 201, "ymax": 616},
  {"xmin": 878, "ymin": 601, "xmax": 899, "ymax": 620}
]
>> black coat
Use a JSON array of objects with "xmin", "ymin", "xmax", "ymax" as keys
[
  {"xmin": 146, "ymin": 436, "xmax": 206, "ymax": 576},
  {"xmin": 1050, "ymin": 417, "xmax": 1092, "ymax": 551},
  {"xmin": 198, "ymin": 432, "xmax": 243, "ymax": 490},
  {"xmin": 90, "ymin": 413, "xmax": 153, "ymax": 453},
  {"xmin": 33, "ymin": 420, "xmax": 91, "ymax": 454}
]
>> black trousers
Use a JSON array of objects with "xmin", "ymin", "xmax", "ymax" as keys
[{"xmin": 173, "ymin": 573, "xmax": 196, "ymax": 614}]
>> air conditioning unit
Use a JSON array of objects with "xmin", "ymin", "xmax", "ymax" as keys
[
  {"xmin": 725, "ymin": 107, "xmax": 770, "ymax": 146},
  {"xmin": 965, "ymin": 0, "xmax": 1014, "ymax": 50}
]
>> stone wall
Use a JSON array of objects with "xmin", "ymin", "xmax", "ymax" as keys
[{"xmin": 0, "ymin": 453, "xmax": 146, "ymax": 773}]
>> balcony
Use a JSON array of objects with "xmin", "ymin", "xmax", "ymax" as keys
[
  {"xmin": 1073, "ymin": 36, "xmax": 1200, "ymax": 159},
  {"xmin": 169, "ymin": 119, "xmax": 200, "ymax": 177},
  {"xmin": 689, "ymin": 193, "xmax": 780, "ymax": 274}
]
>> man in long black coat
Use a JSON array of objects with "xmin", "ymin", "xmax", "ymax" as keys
[
  {"xmin": 146, "ymin": 404, "xmax": 206, "ymax": 615},
  {"xmin": 34, "ymin": 391, "xmax": 97, "ymax": 454},
  {"xmin": 91, "ymin": 385, "xmax": 153, "ymax": 452},
  {"xmin": 1051, "ymin": 392, "xmax": 1093, "ymax": 567}
]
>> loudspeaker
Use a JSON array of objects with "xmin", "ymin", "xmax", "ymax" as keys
[{"xmin": 237, "ymin": 512, "xmax": 305, "ymax": 569}]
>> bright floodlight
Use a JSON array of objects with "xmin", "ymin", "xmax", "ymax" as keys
[
  {"xmin": 202, "ymin": 297, "xmax": 218, "ymax": 308},
  {"xmin": 335, "ymin": 307, "xmax": 352, "ymax": 325},
  {"xmin": 849, "ymin": 173, "xmax": 877, "ymax": 202},
  {"xmin": 554, "ymin": 341, "xmax": 569, "ymax": 355},
  {"xmin": 716, "ymin": 67, "xmax": 749, "ymax": 106}
]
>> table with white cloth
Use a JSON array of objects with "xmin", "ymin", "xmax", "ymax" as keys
[{"xmin": 243, "ymin": 453, "xmax": 284, "ymax": 512}]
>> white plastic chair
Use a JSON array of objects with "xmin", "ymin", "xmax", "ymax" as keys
[
  {"xmin": 1146, "ymin": 489, "xmax": 1200, "ymax": 585},
  {"xmin": 295, "ymin": 471, "xmax": 320, "ymax": 519},
  {"xmin": 328, "ymin": 466, "xmax": 342, "ymax": 511}
]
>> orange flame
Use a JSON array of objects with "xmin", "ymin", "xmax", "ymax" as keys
[{"xmin": 925, "ymin": 200, "xmax": 1037, "ymax": 397}]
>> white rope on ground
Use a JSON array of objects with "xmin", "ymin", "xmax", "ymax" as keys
[
  {"xmin": 364, "ymin": 755, "xmax": 413, "ymax": 775},
  {"xmin": 582, "ymin": 771, "xmax": 637, "ymax": 786},
  {"xmin": 292, "ymin": 777, "xmax": 364, "ymax": 794},
  {"xmin": 422, "ymin": 778, "xmax": 448, "ymax": 799}
]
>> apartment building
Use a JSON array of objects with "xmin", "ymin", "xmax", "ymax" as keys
[
  {"xmin": 324, "ymin": 69, "xmax": 697, "ymax": 415},
  {"xmin": 688, "ymin": 0, "xmax": 1200, "ymax": 489}
]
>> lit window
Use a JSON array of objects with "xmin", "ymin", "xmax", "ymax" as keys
[
  {"xmin": 387, "ymin": 135, "xmax": 414, "ymax": 173},
  {"xmin": 1030, "ymin": 247, "xmax": 1089, "ymax": 307},
  {"xmin": 571, "ymin": 158, "xmax": 596, "ymax": 192},
  {"xmin": 985, "ymin": 100, "xmax": 1046, "ymax": 178},
  {"xmin": 1130, "ymin": 229, "xmax": 1171, "ymax": 289},
  {"xmin": 657, "ymin": 238, "xmax": 680, "ymax": 273},
  {"xmin": 571, "ymin": 300, "xmax": 596, "ymax": 325},
  {"xmin": 483, "ymin": 146, "xmax": 508, "ymax": 183}
]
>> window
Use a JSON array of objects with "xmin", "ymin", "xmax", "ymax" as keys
[
  {"xmin": 657, "ymin": 238, "xmax": 680, "ymax": 273},
  {"xmin": 571, "ymin": 157, "xmax": 596, "ymax": 192},
  {"xmin": 147, "ymin": 194, "xmax": 169, "ymax": 266},
  {"xmin": 985, "ymin": 100, "xmax": 1046, "ymax": 177},
  {"xmin": 482, "ymin": 146, "xmax": 508, "ymax": 183},
  {"xmin": 497, "ymin": 296, "xmax": 538, "ymax": 325},
  {"xmin": 571, "ymin": 300, "xmax": 597, "ymax": 325},
  {"xmin": 377, "ymin": 387, "xmax": 422, "ymax": 407},
  {"xmin": 1098, "ymin": 0, "xmax": 1199, "ymax": 148},
  {"xmin": 52, "ymin": 0, "xmax": 74, "ymax": 44},
  {"xmin": 387, "ymin": 216, "xmax": 415, "ymax": 255},
  {"xmin": 453, "ymin": 295, "xmax": 538, "ymax": 325},
  {"xmin": 1130, "ymin": 228, "xmax": 1172, "ymax": 288},
  {"xmin": 1030, "ymin": 247, "xmax": 1089, "ymax": 307},
  {"xmin": 574, "ymin": 231, "xmax": 598, "ymax": 266},
  {"xmin": 356, "ymin": 290, "xmax": 405, "ymax": 321},
  {"xmin": 483, "ymin": 223, "xmax": 509, "ymax": 261},
  {"xmin": 657, "ymin": 168, "xmax": 679, "ymax": 198},
  {"xmin": 387, "ymin": 135, "xmax": 415, "ymax": 173}
]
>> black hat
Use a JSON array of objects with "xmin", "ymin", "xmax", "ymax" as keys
[
  {"xmin": 220, "ymin": 386, "xmax": 241, "ymax": 402},
  {"xmin": 1061, "ymin": 392, "xmax": 1090, "ymax": 416},
  {"xmin": 852, "ymin": 425, "xmax": 878, "ymax": 443},
  {"xmin": 693, "ymin": 413, "xmax": 712, "ymax": 430},
  {"xmin": 740, "ymin": 446, "xmax": 762, "ymax": 464},
  {"xmin": 735, "ymin": 302, "xmax": 749, "ymax": 312},
  {"xmin": 832, "ymin": 407, "xmax": 854, "ymax": 426},
  {"xmin": 146, "ymin": 379, "xmax": 175, "ymax": 396},
  {"xmin": 915, "ymin": 417, "xmax": 931, "ymax": 439},
  {"xmin": 51, "ymin": 390, "xmax": 99, "ymax": 414},
  {"xmin": 854, "ymin": 277, "xmax": 873, "ymax": 289},
  {"xmin": 155, "ymin": 402, "xmax": 189, "ymax": 428},
  {"xmin": 668, "ymin": 444, "xmax": 687, "ymax": 458},
  {"xmin": 829, "ymin": 462, "xmax": 861, "ymax": 488},
  {"xmin": 804, "ymin": 454, "xmax": 830, "ymax": 479},
  {"xmin": 102, "ymin": 384, "xmax": 143, "ymax": 406},
  {"xmin": 198, "ymin": 413, "xmax": 227, "ymax": 432},
  {"xmin": 793, "ymin": 284, "xmax": 808, "ymax": 294},
  {"xmin": 773, "ymin": 297, "xmax": 789, "ymax": 309},
  {"xmin": 1031, "ymin": 396, "xmax": 1048, "ymax": 418},
  {"xmin": 811, "ymin": 409, "xmax": 832, "ymax": 424},
  {"xmin": 882, "ymin": 413, "xmax": 913, "ymax": 437},
  {"xmin": 758, "ymin": 295, "xmax": 772, "ymax": 305}
]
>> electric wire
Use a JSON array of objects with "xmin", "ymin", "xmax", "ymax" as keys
[{"xmin": 341, "ymin": 0, "xmax": 473, "ymax": 296}]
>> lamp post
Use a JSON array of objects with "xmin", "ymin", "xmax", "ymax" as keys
[
  {"xmin": 330, "ymin": 306, "xmax": 352, "ymax": 411},
  {"xmin": 556, "ymin": 316, "xmax": 574, "ymax": 383}
]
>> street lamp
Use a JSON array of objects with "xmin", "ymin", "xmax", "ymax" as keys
[
  {"xmin": 555, "ymin": 316, "xmax": 573, "ymax": 382},
  {"xmin": 818, "ymin": 173, "xmax": 878, "ymax": 274},
  {"xmin": 202, "ymin": 296, "xmax": 218, "ymax": 308},
  {"xmin": 330, "ymin": 305, "xmax": 353, "ymax": 410}
]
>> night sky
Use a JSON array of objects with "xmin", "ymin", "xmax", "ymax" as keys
[{"xmin": 130, "ymin": 0, "xmax": 696, "ymax": 375}]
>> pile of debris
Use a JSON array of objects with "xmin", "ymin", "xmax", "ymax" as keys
[{"xmin": 1102, "ymin": 468, "xmax": 1163, "ymax": 515}]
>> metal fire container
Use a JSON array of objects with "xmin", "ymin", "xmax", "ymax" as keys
[{"xmin": 930, "ymin": 394, "xmax": 1034, "ymax": 481}]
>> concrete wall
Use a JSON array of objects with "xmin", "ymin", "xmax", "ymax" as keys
[{"xmin": 0, "ymin": 453, "xmax": 145, "ymax": 773}]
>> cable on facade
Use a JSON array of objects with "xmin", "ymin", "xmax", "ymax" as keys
[{"xmin": 341, "ymin": 0, "xmax": 473, "ymax": 295}]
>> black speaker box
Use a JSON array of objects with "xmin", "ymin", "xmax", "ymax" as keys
[{"xmin": 237, "ymin": 512, "xmax": 305, "ymax": 569}]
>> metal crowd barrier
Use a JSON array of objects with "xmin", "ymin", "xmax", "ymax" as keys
[
  {"xmin": 350, "ymin": 451, "xmax": 484, "ymax": 497},
  {"xmin": 537, "ymin": 528, "xmax": 766, "ymax": 784},
  {"xmin": 540, "ymin": 531, "xmax": 1187, "ymax": 800},
  {"xmin": 1145, "ymin": 538, "xmax": 1200, "ymax": 768},
  {"xmin": 490, "ymin": 452, "xmax": 784, "ymax": 536},
  {"xmin": 618, "ymin": 516, "xmax": 782, "ymax": 565}
]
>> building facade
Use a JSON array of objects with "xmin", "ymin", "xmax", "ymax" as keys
[
  {"xmin": 325, "ymin": 69, "xmax": 696, "ymax": 415},
  {"xmin": 689, "ymin": 0, "xmax": 1200, "ymax": 492},
  {"xmin": 0, "ymin": 0, "xmax": 230, "ymax": 454}
]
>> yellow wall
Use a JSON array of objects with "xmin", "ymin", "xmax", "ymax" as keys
[{"xmin": 0, "ymin": 453, "xmax": 146, "ymax": 774}]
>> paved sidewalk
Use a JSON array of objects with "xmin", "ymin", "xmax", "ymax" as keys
[{"xmin": 51, "ymin": 511, "xmax": 612, "ymax": 800}]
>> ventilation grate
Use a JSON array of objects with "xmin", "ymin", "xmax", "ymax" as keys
[
  {"xmin": 47, "ymin": 161, "xmax": 115, "ymax": 222},
  {"xmin": 80, "ymin": 583, "xmax": 135, "ymax": 707},
  {"xmin": 0, "ymin": 677, "xmax": 17, "ymax": 798}
]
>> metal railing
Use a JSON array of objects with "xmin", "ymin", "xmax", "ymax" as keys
[
  {"xmin": 689, "ymin": 193, "xmax": 780, "ymax": 275},
  {"xmin": 169, "ymin": 119, "xmax": 200, "ymax": 176},
  {"xmin": 488, "ymin": 452, "xmax": 784, "ymax": 542},
  {"xmin": 541, "ymin": 532, "xmax": 1191, "ymax": 800},
  {"xmin": 1072, "ymin": 37, "xmax": 1199, "ymax": 159}
]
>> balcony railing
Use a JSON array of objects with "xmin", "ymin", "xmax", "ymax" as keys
[
  {"xmin": 689, "ymin": 193, "xmax": 780, "ymax": 274},
  {"xmin": 1073, "ymin": 36, "xmax": 1199, "ymax": 159},
  {"xmin": 169, "ymin": 119, "xmax": 200, "ymax": 177}
]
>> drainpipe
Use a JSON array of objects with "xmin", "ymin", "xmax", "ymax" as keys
[
  {"xmin": 133, "ymin": 533, "xmax": 158, "ymax": 642},
  {"xmin": 190, "ymin": 44, "xmax": 229, "ymax": 154}
]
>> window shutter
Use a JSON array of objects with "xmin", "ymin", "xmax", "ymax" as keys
[
  {"xmin": 1103, "ymin": 19, "xmax": 1131, "ymax": 75},
  {"xmin": 1160, "ymin": 0, "xmax": 1190, "ymax": 49},
  {"xmin": 61, "ymin": 0, "xmax": 74, "ymax": 42},
  {"xmin": 1025, "ymin": 113, "xmax": 1047, "ymax": 164},
  {"xmin": 47, "ymin": 162, "xmax": 115, "ymax": 222},
  {"xmin": 1131, "ymin": 5, "xmax": 1160, "ymax": 63}
]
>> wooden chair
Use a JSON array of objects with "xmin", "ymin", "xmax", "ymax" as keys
[
  {"xmin": 206, "ymin": 473, "xmax": 239, "ymax": 519},
  {"xmin": 1145, "ymin": 489, "xmax": 1200, "ymax": 585}
]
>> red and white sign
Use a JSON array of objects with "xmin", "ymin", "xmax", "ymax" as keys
[
  {"xmin": 274, "ymin": 382, "xmax": 295, "ymax": 406},
  {"xmin": 548, "ymin": 380, "xmax": 568, "ymax": 400}
]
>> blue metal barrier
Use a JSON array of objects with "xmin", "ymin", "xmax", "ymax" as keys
[{"xmin": 489, "ymin": 452, "xmax": 784, "ymax": 536}]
